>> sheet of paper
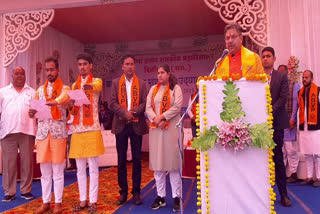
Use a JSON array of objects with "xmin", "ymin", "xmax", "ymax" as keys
[
  {"xmin": 29, "ymin": 99, "xmax": 52, "ymax": 120},
  {"xmin": 67, "ymin": 90, "xmax": 91, "ymax": 106}
]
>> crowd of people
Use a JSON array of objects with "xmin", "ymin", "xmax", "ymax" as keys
[{"xmin": 0, "ymin": 22, "xmax": 318, "ymax": 213}]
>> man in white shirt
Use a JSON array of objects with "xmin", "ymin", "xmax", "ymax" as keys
[{"xmin": 0, "ymin": 66, "xmax": 37, "ymax": 202}]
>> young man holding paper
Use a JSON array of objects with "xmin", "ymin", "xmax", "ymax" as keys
[
  {"xmin": 68, "ymin": 53, "xmax": 105, "ymax": 213},
  {"xmin": 29, "ymin": 57, "xmax": 70, "ymax": 214}
]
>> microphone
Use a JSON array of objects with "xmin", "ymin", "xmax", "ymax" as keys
[
  {"xmin": 210, "ymin": 49, "xmax": 230, "ymax": 76},
  {"xmin": 220, "ymin": 49, "xmax": 229, "ymax": 60}
]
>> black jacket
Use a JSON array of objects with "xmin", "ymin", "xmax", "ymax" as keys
[{"xmin": 270, "ymin": 69, "xmax": 289, "ymax": 129}]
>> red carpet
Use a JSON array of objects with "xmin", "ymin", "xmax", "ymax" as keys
[{"xmin": 2, "ymin": 154, "xmax": 154, "ymax": 214}]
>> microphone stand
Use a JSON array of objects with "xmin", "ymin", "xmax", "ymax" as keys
[
  {"xmin": 175, "ymin": 50, "xmax": 229, "ymax": 214},
  {"xmin": 175, "ymin": 51, "xmax": 228, "ymax": 128}
]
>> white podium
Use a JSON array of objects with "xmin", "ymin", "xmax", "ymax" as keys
[{"xmin": 198, "ymin": 80, "xmax": 272, "ymax": 214}]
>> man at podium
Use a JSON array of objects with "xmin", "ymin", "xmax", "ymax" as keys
[{"xmin": 215, "ymin": 23, "xmax": 264, "ymax": 78}]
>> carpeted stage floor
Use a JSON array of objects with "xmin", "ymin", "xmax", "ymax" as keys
[{"xmin": 1, "ymin": 154, "xmax": 320, "ymax": 214}]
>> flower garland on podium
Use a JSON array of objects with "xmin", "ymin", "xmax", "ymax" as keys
[{"xmin": 192, "ymin": 73, "xmax": 277, "ymax": 214}]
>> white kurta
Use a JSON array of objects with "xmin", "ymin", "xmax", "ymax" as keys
[
  {"xmin": 299, "ymin": 92, "xmax": 320, "ymax": 154},
  {"xmin": 146, "ymin": 84, "xmax": 183, "ymax": 171}
]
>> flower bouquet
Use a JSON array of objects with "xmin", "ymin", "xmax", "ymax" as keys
[
  {"xmin": 192, "ymin": 81, "xmax": 275, "ymax": 152},
  {"xmin": 287, "ymin": 56, "xmax": 302, "ymax": 83}
]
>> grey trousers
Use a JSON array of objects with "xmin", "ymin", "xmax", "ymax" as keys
[{"xmin": 1, "ymin": 133, "xmax": 35, "ymax": 195}]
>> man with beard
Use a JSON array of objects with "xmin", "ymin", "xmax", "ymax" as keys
[
  {"xmin": 298, "ymin": 70, "xmax": 320, "ymax": 187},
  {"xmin": 215, "ymin": 23, "xmax": 264, "ymax": 78},
  {"xmin": 29, "ymin": 57, "xmax": 70, "ymax": 214},
  {"xmin": 261, "ymin": 47, "xmax": 292, "ymax": 207},
  {"xmin": 0, "ymin": 66, "xmax": 37, "ymax": 202}
]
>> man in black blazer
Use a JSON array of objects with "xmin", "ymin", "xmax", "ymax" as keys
[
  {"xmin": 110, "ymin": 55, "xmax": 149, "ymax": 206},
  {"xmin": 261, "ymin": 47, "xmax": 292, "ymax": 207}
]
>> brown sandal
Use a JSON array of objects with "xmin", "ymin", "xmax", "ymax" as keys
[
  {"xmin": 88, "ymin": 203, "xmax": 97, "ymax": 214},
  {"xmin": 73, "ymin": 203, "xmax": 88, "ymax": 213}
]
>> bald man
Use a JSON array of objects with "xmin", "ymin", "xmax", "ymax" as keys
[{"xmin": 0, "ymin": 67, "xmax": 37, "ymax": 202}]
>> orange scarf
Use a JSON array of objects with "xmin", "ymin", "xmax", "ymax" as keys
[
  {"xmin": 72, "ymin": 73, "xmax": 94, "ymax": 126},
  {"xmin": 299, "ymin": 83, "xmax": 318, "ymax": 125},
  {"xmin": 150, "ymin": 83, "xmax": 171, "ymax": 129},
  {"xmin": 118, "ymin": 74, "xmax": 140, "ymax": 122},
  {"xmin": 191, "ymin": 92, "xmax": 198, "ymax": 120},
  {"xmin": 44, "ymin": 78, "xmax": 63, "ymax": 120}
]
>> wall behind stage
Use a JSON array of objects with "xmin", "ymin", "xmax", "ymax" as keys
[
  {"xmin": 4, "ymin": 27, "xmax": 83, "ymax": 89},
  {"xmin": 93, "ymin": 35, "xmax": 225, "ymax": 113}
]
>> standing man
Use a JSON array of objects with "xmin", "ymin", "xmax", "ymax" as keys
[
  {"xmin": 110, "ymin": 55, "xmax": 148, "ymax": 205},
  {"xmin": 298, "ymin": 70, "xmax": 320, "ymax": 187},
  {"xmin": 215, "ymin": 23, "xmax": 264, "ymax": 78},
  {"xmin": 69, "ymin": 53, "xmax": 105, "ymax": 213},
  {"xmin": 29, "ymin": 57, "xmax": 70, "ymax": 214},
  {"xmin": 261, "ymin": 47, "xmax": 292, "ymax": 207},
  {"xmin": 278, "ymin": 65, "xmax": 300, "ymax": 183},
  {"xmin": 0, "ymin": 66, "xmax": 36, "ymax": 202}
]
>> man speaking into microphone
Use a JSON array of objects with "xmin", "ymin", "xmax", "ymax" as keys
[{"xmin": 215, "ymin": 23, "xmax": 264, "ymax": 78}]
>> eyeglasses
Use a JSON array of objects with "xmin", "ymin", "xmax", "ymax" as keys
[{"xmin": 225, "ymin": 34, "xmax": 240, "ymax": 41}]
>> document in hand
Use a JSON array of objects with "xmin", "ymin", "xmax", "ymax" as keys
[
  {"xmin": 30, "ymin": 99, "xmax": 52, "ymax": 120},
  {"xmin": 67, "ymin": 89, "xmax": 91, "ymax": 106}
]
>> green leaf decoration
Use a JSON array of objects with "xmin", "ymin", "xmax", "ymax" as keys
[
  {"xmin": 249, "ymin": 123, "xmax": 275, "ymax": 149},
  {"xmin": 191, "ymin": 81, "xmax": 275, "ymax": 152},
  {"xmin": 220, "ymin": 81, "xmax": 246, "ymax": 122},
  {"xmin": 191, "ymin": 126, "xmax": 218, "ymax": 152}
]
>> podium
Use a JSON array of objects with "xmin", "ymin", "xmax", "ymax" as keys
[{"xmin": 197, "ymin": 79, "xmax": 273, "ymax": 214}]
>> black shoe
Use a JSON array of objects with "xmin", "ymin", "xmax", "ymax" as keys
[
  {"xmin": 21, "ymin": 192, "xmax": 35, "ymax": 200},
  {"xmin": 151, "ymin": 196, "xmax": 166, "ymax": 210},
  {"xmin": 116, "ymin": 194, "xmax": 127, "ymax": 205},
  {"xmin": 173, "ymin": 197, "xmax": 180, "ymax": 212},
  {"xmin": 133, "ymin": 193, "xmax": 142, "ymax": 205},
  {"xmin": 280, "ymin": 195, "xmax": 292, "ymax": 207},
  {"xmin": 2, "ymin": 195, "xmax": 16, "ymax": 202},
  {"xmin": 286, "ymin": 173, "xmax": 298, "ymax": 183}
]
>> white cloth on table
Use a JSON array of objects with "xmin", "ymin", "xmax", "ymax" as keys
[
  {"xmin": 40, "ymin": 162, "xmax": 65, "ymax": 203},
  {"xmin": 76, "ymin": 156, "xmax": 99, "ymax": 203},
  {"xmin": 198, "ymin": 80, "xmax": 271, "ymax": 214}
]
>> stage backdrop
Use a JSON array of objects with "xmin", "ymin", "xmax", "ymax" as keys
[
  {"xmin": 94, "ymin": 35, "xmax": 225, "ymax": 113},
  {"xmin": 103, "ymin": 51, "xmax": 221, "ymax": 110},
  {"xmin": 3, "ymin": 26, "xmax": 83, "ymax": 89}
]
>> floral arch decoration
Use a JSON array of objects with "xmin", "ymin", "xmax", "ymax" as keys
[
  {"xmin": 204, "ymin": 0, "xmax": 267, "ymax": 47},
  {"xmin": 3, "ymin": 9, "xmax": 55, "ymax": 67}
]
